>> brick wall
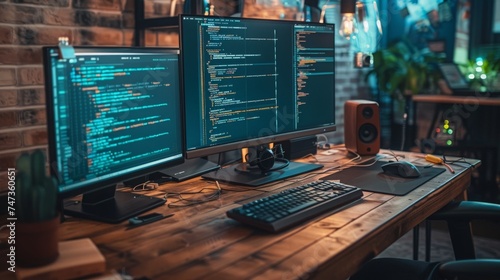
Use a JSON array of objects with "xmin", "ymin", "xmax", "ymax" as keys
[{"xmin": 0, "ymin": 0, "xmax": 367, "ymax": 193}]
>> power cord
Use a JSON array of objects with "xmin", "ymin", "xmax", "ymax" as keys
[
  {"xmin": 132, "ymin": 176, "xmax": 174, "ymax": 192},
  {"xmin": 163, "ymin": 181, "xmax": 222, "ymax": 208},
  {"xmin": 400, "ymin": 112, "xmax": 407, "ymax": 151},
  {"xmin": 130, "ymin": 178, "xmax": 227, "ymax": 208}
]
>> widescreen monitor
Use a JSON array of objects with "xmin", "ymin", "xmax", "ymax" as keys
[
  {"xmin": 43, "ymin": 46, "xmax": 184, "ymax": 223},
  {"xmin": 180, "ymin": 15, "xmax": 336, "ymax": 186}
]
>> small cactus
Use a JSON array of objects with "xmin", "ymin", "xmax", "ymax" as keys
[{"xmin": 16, "ymin": 150, "xmax": 58, "ymax": 222}]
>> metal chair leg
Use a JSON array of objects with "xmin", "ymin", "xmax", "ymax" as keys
[
  {"xmin": 425, "ymin": 219, "xmax": 432, "ymax": 261},
  {"xmin": 413, "ymin": 225, "xmax": 419, "ymax": 260}
]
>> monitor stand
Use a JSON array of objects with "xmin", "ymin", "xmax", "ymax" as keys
[
  {"xmin": 159, "ymin": 158, "xmax": 220, "ymax": 181},
  {"xmin": 202, "ymin": 161, "xmax": 323, "ymax": 186},
  {"xmin": 63, "ymin": 184, "xmax": 165, "ymax": 223}
]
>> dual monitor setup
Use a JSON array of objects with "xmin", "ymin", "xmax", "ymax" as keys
[{"xmin": 44, "ymin": 15, "xmax": 336, "ymax": 223}]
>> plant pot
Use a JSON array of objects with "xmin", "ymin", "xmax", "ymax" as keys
[{"xmin": 16, "ymin": 215, "xmax": 60, "ymax": 267}]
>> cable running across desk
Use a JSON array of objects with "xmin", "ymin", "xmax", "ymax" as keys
[{"xmin": 226, "ymin": 180, "xmax": 363, "ymax": 232}]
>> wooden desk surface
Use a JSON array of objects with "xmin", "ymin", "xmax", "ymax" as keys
[
  {"xmin": 1, "ymin": 150, "xmax": 479, "ymax": 280},
  {"xmin": 412, "ymin": 94, "xmax": 500, "ymax": 106}
]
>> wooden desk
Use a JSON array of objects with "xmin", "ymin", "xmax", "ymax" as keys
[{"xmin": 1, "ymin": 150, "xmax": 479, "ymax": 280}]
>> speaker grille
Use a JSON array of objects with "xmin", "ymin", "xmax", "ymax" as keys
[{"xmin": 358, "ymin": 123, "xmax": 378, "ymax": 143}]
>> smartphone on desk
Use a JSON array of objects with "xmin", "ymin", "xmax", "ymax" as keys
[{"xmin": 128, "ymin": 212, "xmax": 173, "ymax": 228}]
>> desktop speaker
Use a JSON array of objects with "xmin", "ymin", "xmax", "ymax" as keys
[{"xmin": 344, "ymin": 100, "xmax": 380, "ymax": 155}]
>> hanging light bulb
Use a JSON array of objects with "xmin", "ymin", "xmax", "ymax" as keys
[
  {"xmin": 351, "ymin": 0, "xmax": 383, "ymax": 68},
  {"xmin": 339, "ymin": 0, "xmax": 357, "ymax": 40}
]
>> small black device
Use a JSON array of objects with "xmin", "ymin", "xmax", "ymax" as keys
[
  {"xmin": 128, "ymin": 212, "xmax": 173, "ymax": 228},
  {"xmin": 275, "ymin": 135, "xmax": 318, "ymax": 160}
]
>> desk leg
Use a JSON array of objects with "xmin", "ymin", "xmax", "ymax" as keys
[{"xmin": 425, "ymin": 220, "xmax": 431, "ymax": 262}]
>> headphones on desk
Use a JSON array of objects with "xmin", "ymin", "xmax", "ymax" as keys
[{"xmin": 245, "ymin": 144, "xmax": 289, "ymax": 173}]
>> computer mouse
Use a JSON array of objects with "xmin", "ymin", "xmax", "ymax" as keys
[{"xmin": 381, "ymin": 161, "xmax": 421, "ymax": 178}]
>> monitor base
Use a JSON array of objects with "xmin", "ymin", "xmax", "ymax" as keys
[
  {"xmin": 202, "ymin": 161, "xmax": 323, "ymax": 186},
  {"xmin": 64, "ymin": 190, "xmax": 165, "ymax": 223}
]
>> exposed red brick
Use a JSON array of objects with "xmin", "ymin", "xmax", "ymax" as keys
[
  {"xmin": 0, "ymin": 131, "xmax": 22, "ymax": 150},
  {"xmin": 157, "ymin": 30, "xmax": 179, "ymax": 47},
  {"xmin": 0, "ymin": 89, "xmax": 18, "ymax": 107},
  {"xmin": 0, "ymin": 111, "xmax": 18, "ymax": 129},
  {"xmin": 0, "ymin": 47, "xmax": 18, "ymax": 65},
  {"xmin": 123, "ymin": 29, "xmax": 133, "ymax": 46},
  {"xmin": 0, "ymin": 4, "xmax": 43, "ymax": 24},
  {"xmin": 19, "ymin": 88, "xmax": 45, "ymax": 106},
  {"xmin": 72, "ymin": 0, "xmax": 122, "ymax": 11},
  {"xmin": 123, "ymin": 29, "xmax": 157, "ymax": 46},
  {"xmin": 18, "ymin": 67, "xmax": 44, "ymax": 86},
  {"xmin": 18, "ymin": 108, "xmax": 47, "ymax": 126},
  {"xmin": 11, "ymin": 0, "xmax": 70, "ymax": 7},
  {"xmin": 18, "ymin": 47, "xmax": 43, "ymax": 64},
  {"xmin": 145, "ymin": 1, "xmax": 170, "ymax": 16},
  {"xmin": 146, "ymin": 30, "xmax": 159, "ymax": 46},
  {"xmin": 76, "ymin": 27, "xmax": 124, "ymax": 46},
  {"xmin": 97, "ymin": 12, "xmax": 122, "ymax": 28},
  {"xmin": 42, "ymin": 7, "xmax": 76, "ymax": 26},
  {"xmin": 0, "ymin": 25, "xmax": 14, "ymax": 44},
  {"xmin": 16, "ymin": 26, "xmax": 73, "ymax": 45},
  {"xmin": 23, "ymin": 127, "xmax": 48, "ymax": 146},
  {"xmin": 0, "ymin": 68, "xmax": 17, "ymax": 86},
  {"xmin": 0, "ymin": 47, "xmax": 42, "ymax": 65}
]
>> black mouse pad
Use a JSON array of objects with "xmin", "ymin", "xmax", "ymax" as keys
[{"xmin": 320, "ymin": 161, "xmax": 446, "ymax": 196}]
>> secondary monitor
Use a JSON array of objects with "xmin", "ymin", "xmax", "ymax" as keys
[
  {"xmin": 43, "ymin": 46, "xmax": 184, "ymax": 223},
  {"xmin": 180, "ymin": 15, "xmax": 336, "ymax": 186}
]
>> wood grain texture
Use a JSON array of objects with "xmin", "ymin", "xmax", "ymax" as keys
[{"xmin": 0, "ymin": 149, "xmax": 479, "ymax": 280}]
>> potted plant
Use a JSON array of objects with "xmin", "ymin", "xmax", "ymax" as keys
[{"xmin": 15, "ymin": 149, "xmax": 60, "ymax": 267}]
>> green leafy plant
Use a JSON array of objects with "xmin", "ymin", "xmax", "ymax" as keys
[
  {"xmin": 15, "ymin": 150, "xmax": 58, "ymax": 222},
  {"xmin": 367, "ymin": 39, "xmax": 442, "ymax": 97}
]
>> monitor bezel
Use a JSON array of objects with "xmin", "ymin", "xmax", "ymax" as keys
[
  {"xmin": 179, "ymin": 15, "xmax": 337, "ymax": 160},
  {"xmin": 43, "ymin": 46, "xmax": 185, "ymax": 200}
]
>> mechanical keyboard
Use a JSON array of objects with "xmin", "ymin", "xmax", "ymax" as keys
[{"xmin": 226, "ymin": 180, "xmax": 363, "ymax": 232}]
